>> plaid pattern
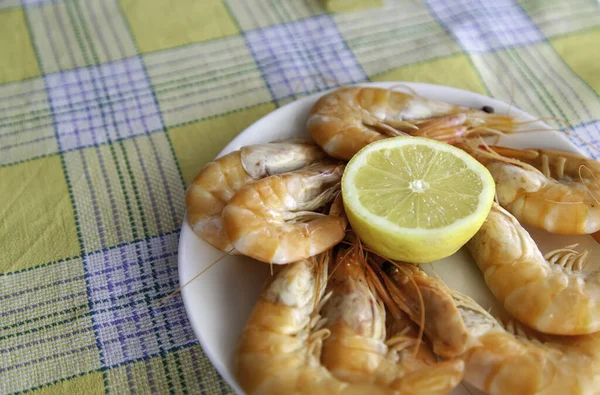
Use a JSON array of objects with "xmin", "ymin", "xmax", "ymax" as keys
[{"xmin": 0, "ymin": 0, "xmax": 599, "ymax": 393}]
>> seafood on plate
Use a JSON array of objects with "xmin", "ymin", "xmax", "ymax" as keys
[
  {"xmin": 466, "ymin": 202, "xmax": 600, "ymax": 335},
  {"xmin": 222, "ymin": 161, "xmax": 348, "ymax": 264},
  {"xmin": 460, "ymin": 143, "xmax": 600, "ymax": 235},
  {"xmin": 320, "ymin": 242, "xmax": 464, "ymax": 393},
  {"xmin": 235, "ymin": 246, "xmax": 464, "ymax": 395},
  {"xmin": 381, "ymin": 261, "xmax": 600, "ymax": 395},
  {"xmin": 185, "ymin": 139, "xmax": 326, "ymax": 252},
  {"xmin": 193, "ymin": 83, "xmax": 600, "ymax": 394},
  {"xmin": 307, "ymin": 86, "xmax": 519, "ymax": 160}
]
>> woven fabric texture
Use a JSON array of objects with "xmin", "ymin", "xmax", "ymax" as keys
[{"xmin": 1, "ymin": 0, "xmax": 599, "ymax": 393}]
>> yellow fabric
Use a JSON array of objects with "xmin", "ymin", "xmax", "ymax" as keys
[
  {"xmin": 121, "ymin": 0, "xmax": 239, "ymax": 53},
  {"xmin": 30, "ymin": 372, "xmax": 104, "ymax": 395},
  {"xmin": 322, "ymin": 0, "xmax": 383, "ymax": 13},
  {"xmin": 0, "ymin": 9, "xmax": 40, "ymax": 83},
  {"xmin": 371, "ymin": 54, "xmax": 488, "ymax": 95},
  {"xmin": 551, "ymin": 27, "xmax": 600, "ymax": 95},
  {"xmin": 0, "ymin": 156, "xmax": 79, "ymax": 270}
]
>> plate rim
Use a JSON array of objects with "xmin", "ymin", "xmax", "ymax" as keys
[{"xmin": 177, "ymin": 81, "xmax": 586, "ymax": 394}]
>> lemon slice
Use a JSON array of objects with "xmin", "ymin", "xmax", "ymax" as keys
[{"xmin": 342, "ymin": 136, "xmax": 495, "ymax": 263}]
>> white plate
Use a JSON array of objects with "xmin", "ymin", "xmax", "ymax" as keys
[{"xmin": 177, "ymin": 82, "xmax": 600, "ymax": 395}]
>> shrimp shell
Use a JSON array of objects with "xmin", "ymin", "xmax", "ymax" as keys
[
  {"xmin": 222, "ymin": 162, "xmax": 347, "ymax": 264},
  {"xmin": 466, "ymin": 202, "xmax": 600, "ymax": 335},
  {"xmin": 381, "ymin": 261, "xmax": 600, "ymax": 395},
  {"xmin": 235, "ymin": 250, "xmax": 463, "ymax": 395},
  {"xmin": 185, "ymin": 140, "xmax": 326, "ymax": 251},
  {"xmin": 307, "ymin": 86, "xmax": 518, "ymax": 160},
  {"xmin": 320, "ymin": 245, "xmax": 464, "ymax": 393},
  {"xmin": 461, "ymin": 143, "xmax": 600, "ymax": 234}
]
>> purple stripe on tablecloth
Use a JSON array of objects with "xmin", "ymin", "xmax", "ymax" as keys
[
  {"xmin": 245, "ymin": 14, "xmax": 365, "ymax": 100},
  {"xmin": 2, "ymin": 57, "xmax": 304, "ymax": 136},
  {"xmin": 22, "ymin": 0, "xmax": 60, "ymax": 6},
  {"xmin": 71, "ymin": 65, "xmax": 124, "ymax": 247},
  {"xmin": 0, "ymin": 327, "xmax": 93, "ymax": 355},
  {"xmin": 124, "ymin": 364, "xmax": 134, "ymax": 393},
  {"xmin": 1, "ymin": 291, "xmax": 86, "ymax": 318},
  {"xmin": 86, "ymin": 249, "xmax": 176, "ymax": 298},
  {"xmin": 458, "ymin": 0, "xmax": 594, "ymax": 127},
  {"xmin": 0, "ymin": 135, "xmax": 55, "ymax": 150},
  {"xmin": 83, "ymin": 233, "xmax": 195, "ymax": 366},
  {"xmin": 96, "ymin": 312, "xmax": 185, "ymax": 349},
  {"xmin": 278, "ymin": 15, "xmax": 325, "ymax": 93},
  {"xmin": 47, "ymin": 57, "xmax": 161, "ymax": 149},
  {"xmin": 242, "ymin": 1, "xmax": 296, "ymax": 97},
  {"xmin": 426, "ymin": 0, "xmax": 544, "ymax": 52},
  {"xmin": 426, "ymin": 0, "xmax": 547, "ymax": 117},
  {"xmin": 189, "ymin": 347, "xmax": 207, "ymax": 393},
  {"xmin": 0, "ymin": 344, "xmax": 96, "ymax": 374},
  {"xmin": 79, "ymin": 149, "xmax": 108, "ymax": 245},
  {"xmin": 109, "ymin": 55, "xmax": 179, "ymax": 234},
  {"xmin": 61, "ymin": 65, "xmax": 126, "ymax": 252},
  {"xmin": 4, "ymin": 16, "xmax": 272, "ymax": 105},
  {"xmin": 0, "ymin": 53, "xmax": 253, "ymax": 114},
  {"xmin": 0, "ymin": 122, "xmax": 55, "ymax": 140},
  {"xmin": 426, "ymin": 0, "xmax": 600, "ymax": 157},
  {"xmin": 0, "ymin": 275, "xmax": 84, "ymax": 301},
  {"xmin": 315, "ymin": 15, "xmax": 364, "ymax": 85}
]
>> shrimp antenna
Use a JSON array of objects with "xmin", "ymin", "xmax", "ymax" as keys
[
  {"xmin": 313, "ymin": 253, "xmax": 325, "ymax": 312},
  {"xmin": 326, "ymin": 243, "xmax": 355, "ymax": 284},
  {"xmin": 157, "ymin": 248, "xmax": 235, "ymax": 306},
  {"xmin": 387, "ymin": 261, "xmax": 425, "ymax": 358},
  {"xmin": 579, "ymin": 164, "xmax": 600, "ymax": 207},
  {"xmin": 549, "ymin": 117, "xmax": 600, "ymax": 155},
  {"xmin": 540, "ymin": 164, "xmax": 600, "ymax": 207},
  {"xmin": 366, "ymin": 255, "xmax": 404, "ymax": 320},
  {"xmin": 506, "ymin": 66, "xmax": 516, "ymax": 117}
]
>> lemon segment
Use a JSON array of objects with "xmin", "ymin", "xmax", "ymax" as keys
[{"xmin": 341, "ymin": 136, "xmax": 495, "ymax": 263}]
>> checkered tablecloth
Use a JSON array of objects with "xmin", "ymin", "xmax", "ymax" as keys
[{"xmin": 1, "ymin": 0, "xmax": 599, "ymax": 393}]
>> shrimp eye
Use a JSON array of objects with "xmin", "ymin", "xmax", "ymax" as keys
[
  {"xmin": 381, "ymin": 261, "xmax": 396, "ymax": 274},
  {"xmin": 481, "ymin": 105, "xmax": 495, "ymax": 114}
]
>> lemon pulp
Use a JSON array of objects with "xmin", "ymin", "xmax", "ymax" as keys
[{"xmin": 341, "ymin": 136, "xmax": 495, "ymax": 263}]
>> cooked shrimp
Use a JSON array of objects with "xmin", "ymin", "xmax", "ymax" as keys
[
  {"xmin": 465, "ymin": 202, "xmax": 600, "ymax": 335},
  {"xmin": 234, "ymin": 251, "xmax": 462, "ymax": 395},
  {"xmin": 307, "ymin": 86, "xmax": 519, "ymax": 160},
  {"xmin": 320, "ymin": 244, "xmax": 463, "ymax": 393},
  {"xmin": 381, "ymin": 261, "xmax": 600, "ymax": 395},
  {"xmin": 460, "ymin": 143, "xmax": 600, "ymax": 234},
  {"xmin": 222, "ymin": 162, "xmax": 348, "ymax": 264},
  {"xmin": 320, "ymin": 245, "xmax": 388, "ymax": 383},
  {"xmin": 185, "ymin": 140, "xmax": 326, "ymax": 251}
]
